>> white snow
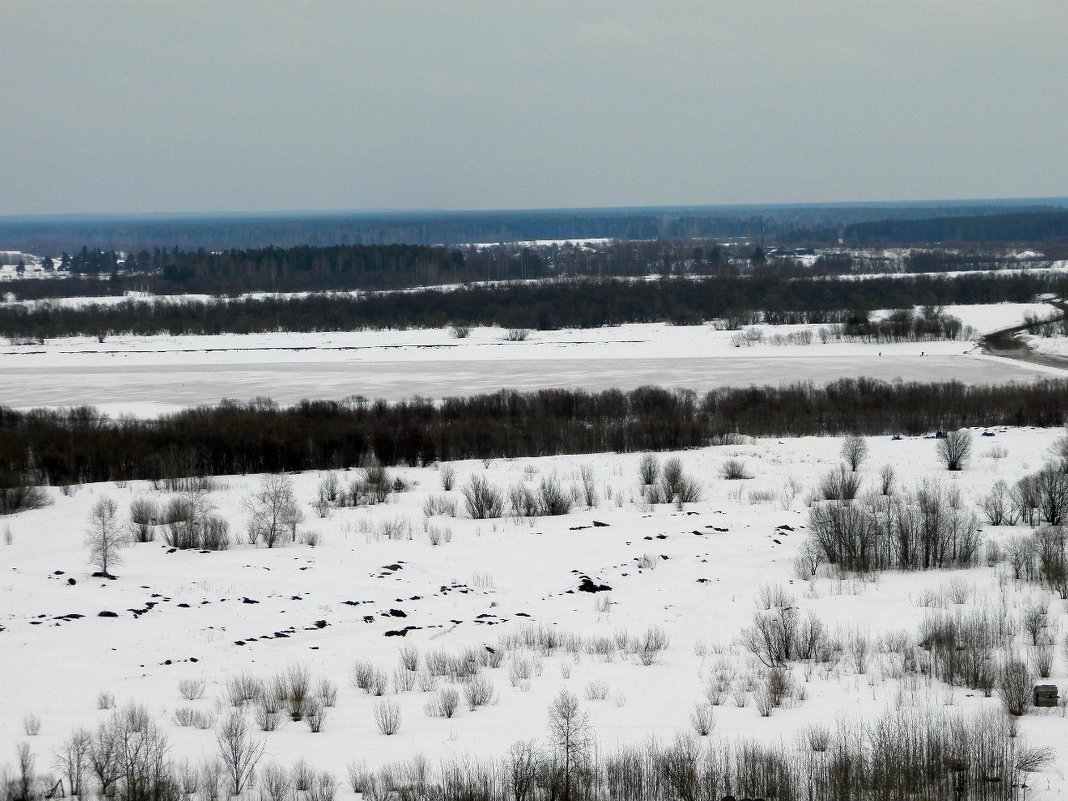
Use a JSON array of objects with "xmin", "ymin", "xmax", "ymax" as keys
[{"xmin": 1, "ymin": 429, "xmax": 1066, "ymax": 794}]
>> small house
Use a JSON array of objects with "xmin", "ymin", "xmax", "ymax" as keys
[{"xmin": 1034, "ymin": 684, "xmax": 1059, "ymax": 707}]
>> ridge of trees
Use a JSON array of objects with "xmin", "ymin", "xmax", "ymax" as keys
[
  {"xmin": 4, "ymin": 272, "xmax": 1066, "ymax": 339},
  {"xmin": 2, "ymin": 379, "xmax": 1065, "ymax": 489}
]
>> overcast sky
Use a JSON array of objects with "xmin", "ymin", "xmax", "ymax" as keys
[{"xmin": 1, "ymin": 1, "xmax": 1065, "ymax": 216}]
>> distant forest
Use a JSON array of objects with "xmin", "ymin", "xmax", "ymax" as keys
[
  {"xmin": 843, "ymin": 211, "xmax": 1068, "ymax": 245},
  {"xmin": 2, "ymin": 379, "xmax": 1066, "ymax": 487},
  {"xmin": 2, "ymin": 200, "xmax": 1065, "ymax": 253},
  {"xmin": 3, "ymin": 272, "xmax": 1065, "ymax": 339}
]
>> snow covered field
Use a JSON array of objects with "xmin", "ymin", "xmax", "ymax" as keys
[
  {"xmin": 2, "ymin": 429, "xmax": 1067, "ymax": 796},
  {"xmin": 2, "ymin": 305, "xmax": 1064, "ymax": 417}
]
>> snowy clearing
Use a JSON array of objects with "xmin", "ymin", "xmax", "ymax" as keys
[{"xmin": 1, "ymin": 428, "xmax": 1067, "ymax": 796}]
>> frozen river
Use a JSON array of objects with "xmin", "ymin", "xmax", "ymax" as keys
[{"xmin": 0, "ymin": 353, "xmax": 1059, "ymax": 416}]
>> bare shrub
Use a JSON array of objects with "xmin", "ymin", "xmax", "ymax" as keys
[
  {"xmin": 1030, "ymin": 643, "xmax": 1054, "ymax": 679},
  {"xmin": 22, "ymin": 714, "xmax": 40, "ymax": 736},
  {"xmin": 425, "ymin": 687, "xmax": 460, "ymax": 718},
  {"xmin": 504, "ymin": 328, "xmax": 530, "ymax": 341},
  {"xmin": 740, "ymin": 605, "xmax": 799, "ymax": 668},
  {"xmin": 128, "ymin": 497, "xmax": 158, "ymax": 542},
  {"xmin": 305, "ymin": 699, "xmax": 327, "ymax": 733},
  {"xmin": 659, "ymin": 457, "xmax": 702, "ymax": 505},
  {"xmin": 439, "ymin": 465, "xmax": 456, "ymax": 491},
  {"xmin": 398, "ymin": 645, "xmax": 420, "ymax": 672},
  {"xmin": 449, "ymin": 324, "xmax": 471, "ymax": 339},
  {"xmin": 259, "ymin": 762, "xmax": 292, "ymax": 801},
  {"xmin": 307, "ymin": 772, "xmax": 336, "ymax": 801},
  {"xmin": 345, "ymin": 761, "xmax": 373, "ymax": 796},
  {"xmin": 96, "ymin": 691, "xmax": 115, "ymax": 710},
  {"xmin": 982, "ymin": 480, "xmax": 1016, "ymax": 526},
  {"xmin": 349, "ymin": 455, "xmax": 393, "ymax": 506},
  {"xmin": 584, "ymin": 680, "xmax": 610, "ymax": 702},
  {"xmin": 226, "ymin": 672, "xmax": 261, "ymax": 707},
  {"xmin": 636, "ymin": 626, "xmax": 669, "ymax": 665},
  {"xmin": 879, "ymin": 464, "xmax": 896, "ymax": 495},
  {"xmin": 819, "ymin": 465, "xmax": 861, "ymax": 501},
  {"xmin": 801, "ymin": 724, "xmax": 831, "ymax": 752},
  {"xmin": 638, "ymin": 454, "xmax": 660, "ymax": 487},
  {"xmin": 393, "ymin": 666, "xmax": 416, "ymax": 693},
  {"xmin": 463, "ymin": 474, "xmax": 504, "ymax": 519},
  {"xmin": 747, "ymin": 488, "xmax": 776, "ymax": 504},
  {"xmin": 174, "ymin": 708, "xmax": 214, "ymax": 729},
  {"xmin": 422, "ymin": 494, "xmax": 458, "ymax": 517},
  {"xmin": 720, "ymin": 459, "xmax": 753, "ymax": 480},
  {"xmin": 690, "ymin": 703, "xmax": 714, "ymax": 736},
  {"xmin": 178, "ymin": 677, "xmax": 206, "ymax": 701},
  {"xmin": 754, "ymin": 686, "xmax": 773, "ymax": 716},
  {"xmin": 201, "ymin": 514, "xmax": 231, "ymax": 550},
  {"xmin": 509, "ymin": 658, "xmax": 533, "ymax": 688},
  {"xmin": 937, "ymin": 429, "xmax": 973, "ymax": 471},
  {"xmin": 537, "ymin": 476, "xmax": 572, "ymax": 516},
  {"xmin": 464, "ymin": 675, "xmax": 496, "ymax": 710},
  {"xmin": 1022, "ymin": 598, "xmax": 1049, "ymax": 646},
  {"xmin": 254, "ymin": 696, "xmax": 280, "ymax": 732},
  {"xmin": 374, "ymin": 699, "xmax": 401, "ymax": 734},
  {"xmin": 998, "ymin": 657, "xmax": 1033, "ymax": 716},
  {"xmin": 291, "ymin": 760, "xmax": 313, "ymax": 792},
  {"xmin": 579, "ymin": 465, "xmax": 598, "ymax": 508}
]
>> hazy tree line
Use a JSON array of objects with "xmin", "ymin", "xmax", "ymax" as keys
[
  {"xmin": 844, "ymin": 210, "xmax": 1068, "ymax": 245},
  {"xmin": 5, "ymin": 272, "xmax": 1066, "ymax": 339},
  {"xmin": 2, "ymin": 202, "xmax": 1061, "ymax": 253},
  {"xmin": 49, "ymin": 244, "xmax": 547, "ymax": 291},
  {"xmin": 1, "ymin": 379, "xmax": 1066, "ymax": 490}
]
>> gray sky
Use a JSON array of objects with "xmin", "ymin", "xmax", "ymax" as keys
[{"xmin": 1, "ymin": 1, "xmax": 1066, "ymax": 216}]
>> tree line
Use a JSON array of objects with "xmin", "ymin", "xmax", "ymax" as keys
[
  {"xmin": 844, "ymin": 210, "xmax": 1068, "ymax": 245},
  {"xmin": 4, "ymin": 272, "xmax": 1066, "ymax": 339},
  {"xmin": 2, "ymin": 379, "xmax": 1066, "ymax": 489},
  {"xmin": 3, "ymin": 202, "xmax": 1062, "ymax": 254}
]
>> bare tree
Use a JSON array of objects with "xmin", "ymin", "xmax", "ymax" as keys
[
  {"xmin": 1035, "ymin": 466, "xmax": 1068, "ymax": 525},
  {"xmin": 15, "ymin": 742, "xmax": 34, "ymax": 801},
  {"xmin": 52, "ymin": 728, "xmax": 92, "ymax": 798},
  {"xmin": 505, "ymin": 740, "xmax": 541, "ymax": 801},
  {"xmin": 937, "ymin": 429, "xmax": 972, "ymax": 471},
  {"xmin": 88, "ymin": 721, "xmax": 122, "ymax": 799},
  {"xmin": 110, "ymin": 706, "xmax": 171, "ymax": 801},
  {"xmin": 546, "ymin": 690, "xmax": 591, "ymax": 801},
  {"xmin": 85, "ymin": 497, "xmax": 128, "ymax": 577},
  {"xmin": 244, "ymin": 473, "xmax": 299, "ymax": 548},
  {"xmin": 841, "ymin": 436, "xmax": 869, "ymax": 472},
  {"xmin": 739, "ymin": 605, "xmax": 799, "ymax": 668},
  {"xmin": 216, "ymin": 711, "xmax": 263, "ymax": 795}
]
